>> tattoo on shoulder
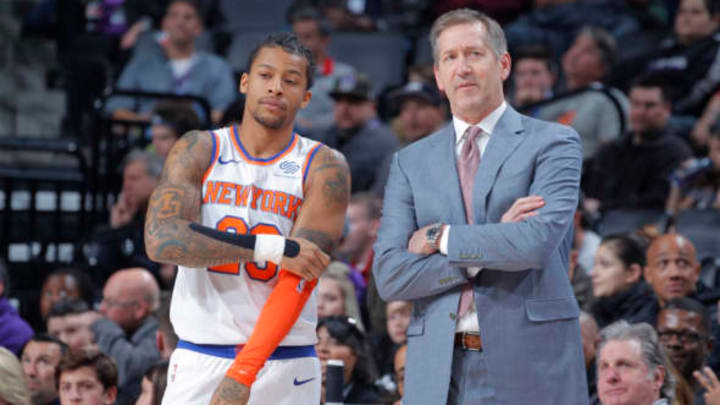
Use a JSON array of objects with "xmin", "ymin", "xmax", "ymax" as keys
[
  {"xmin": 295, "ymin": 228, "xmax": 336, "ymax": 255},
  {"xmin": 312, "ymin": 148, "xmax": 350, "ymax": 208}
]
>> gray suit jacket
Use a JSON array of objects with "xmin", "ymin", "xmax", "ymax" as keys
[{"xmin": 373, "ymin": 106, "xmax": 589, "ymax": 405}]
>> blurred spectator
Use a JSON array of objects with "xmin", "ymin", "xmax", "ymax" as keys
[
  {"xmin": 39, "ymin": 269, "xmax": 95, "ymax": 322},
  {"xmin": 336, "ymin": 192, "xmax": 382, "ymax": 283},
  {"xmin": 579, "ymin": 311, "xmax": 600, "ymax": 401},
  {"xmin": 106, "ymin": 0, "xmax": 235, "ymax": 124},
  {"xmin": 291, "ymin": 7, "xmax": 357, "ymax": 137},
  {"xmin": 393, "ymin": 344, "xmax": 406, "ymax": 405},
  {"xmin": 316, "ymin": 315, "xmax": 381, "ymax": 405},
  {"xmin": 429, "ymin": 0, "xmax": 531, "ymax": 25},
  {"xmin": 90, "ymin": 150, "xmax": 162, "ymax": 281},
  {"xmin": 582, "ymin": 75, "xmax": 692, "ymax": 214},
  {"xmin": 589, "ymin": 234, "xmax": 656, "ymax": 328},
  {"xmin": 510, "ymin": 44, "xmax": 557, "ymax": 108},
  {"xmin": 149, "ymin": 101, "xmax": 200, "ymax": 160},
  {"xmin": 153, "ymin": 293, "xmax": 177, "ymax": 360},
  {"xmin": 312, "ymin": 0, "xmax": 376, "ymax": 31},
  {"xmin": 92, "ymin": 268, "xmax": 161, "ymax": 405},
  {"xmin": 133, "ymin": 360, "xmax": 168, "ymax": 405},
  {"xmin": 0, "ymin": 346, "xmax": 32, "ymax": 405},
  {"xmin": 112, "ymin": 150, "xmax": 162, "ymax": 230},
  {"xmin": 317, "ymin": 73, "xmax": 398, "ymax": 192},
  {"xmin": 645, "ymin": 0, "xmax": 720, "ymax": 116},
  {"xmin": 317, "ymin": 265, "xmax": 364, "ymax": 329},
  {"xmin": 57, "ymin": 350, "xmax": 118, "ymax": 405},
  {"xmin": 371, "ymin": 300, "xmax": 411, "ymax": 395},
  {"xmin": 46, "ymin": 299, "xmax": 96, "ymax": 355},
  {"xmin": 537, "ymin": 26, "xmax": 629, "ymax": 158},
  {"xmin": 504, "ymin": 0, "xmax": 641, "ymax": 59},
  {"xmin": 21, "ymin": 334, "xmax": 68, "ymax": 405},
  {"xmin": 667, "ymin": 129, "xmax": 720, "ymax": 214},
  {"xmin": 656, "ymin": 297, "xmax": 713, "ymax": 404},
  {"xmin": 691, "ymin": 90, "xmax": 720, "ymax": 150},
  {"xmin": 0, "ymin": 260, "xmax": 33, "ymax": 356},
  {"xmin": 596, "ymin": 321, "xmax": 674, "ymax": 405},
  {"xmin": 643, "ymin": 234, "xmax": 719, "ymax": 324},
  {"xmin": 372, "ymin": 80, "xmax": 447, "ymax": 195}
]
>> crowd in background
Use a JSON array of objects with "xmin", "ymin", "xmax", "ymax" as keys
[{"xmin": 2, "ymin": 0, "xmax": 720, "ymax": 404}]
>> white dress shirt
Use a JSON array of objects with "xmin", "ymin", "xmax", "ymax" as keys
[{"xmin": 438, "ymin": 101, "xmax": 507, "ymax": 332}]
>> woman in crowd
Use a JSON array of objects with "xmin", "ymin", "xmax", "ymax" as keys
[
  {"xmin": 589, "ymin": 234, "xmax": 656, "ymax": 328},
  {"xmin": 134, "ymin": 361, "xmax": 169, "ymax": 405},
  {"xmin": 316, "ymin": 316, "xmax": 381, "ymax": 405},
  {"xmin": 317, "ymin": 263, "xmax": 365, "ymax": 330}
]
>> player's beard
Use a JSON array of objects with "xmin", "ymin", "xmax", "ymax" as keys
[{"xmin": 251, "ymin": 105, "xmax": 287, "ymax": 130}]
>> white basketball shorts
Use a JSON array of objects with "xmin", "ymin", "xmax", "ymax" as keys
[{"xmin": 162, "ymin": 341, "xmax": 321, "ymax": 405}]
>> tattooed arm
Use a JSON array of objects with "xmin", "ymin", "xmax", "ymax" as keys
[
  {"xmin": 144, "ymin": 130, "xmax": 255, "ymax": 267},
  {"xmin": 291, "ymin": 146, "xmax": 350, "ymax": 255}
]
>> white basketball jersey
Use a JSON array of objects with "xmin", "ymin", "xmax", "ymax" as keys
[{"xmin": 171, "ymin": 126, "xmax": 324, "ymax": 346}]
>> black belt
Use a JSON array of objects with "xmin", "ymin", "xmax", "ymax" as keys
[{"xmin": 454, "ymin": 332, "xmax": 483, "ymax": 351}]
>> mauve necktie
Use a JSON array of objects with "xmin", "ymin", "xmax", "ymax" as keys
[{"xmin": 457, "ymin": 126, "xmax": 483, "ymax": 317}]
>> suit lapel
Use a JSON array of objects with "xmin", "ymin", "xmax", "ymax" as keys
[
  {"xmin": 474, "ymin": 106, "xmax": 526, "ymax": 221},
  {"xmin": 429, "ymin": 124, "xmax": 467, "ymax": 224}
]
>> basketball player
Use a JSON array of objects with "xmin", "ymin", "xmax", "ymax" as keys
[{"xmin": 144, "ymin": 33, "xmax": 350, "ymax": 405}]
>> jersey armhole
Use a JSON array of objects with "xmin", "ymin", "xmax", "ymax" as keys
[
  {"xmin": 301, "ymin": 143, "xmax": 324, "ymax": 195},
  {"xmin": 202, "ymin": 130, "xmax": 219, "ymax": 185}
]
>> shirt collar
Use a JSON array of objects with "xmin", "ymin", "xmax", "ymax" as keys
[{"xmin": 452, "ymin": 101, "xmax": 507, "ymax": 144}]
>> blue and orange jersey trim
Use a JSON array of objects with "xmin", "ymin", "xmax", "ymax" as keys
[
  {"xmin": 230, "ymin": 125, "xmax": 298, "ymax": 166},
  {"xmin": 302, "ymin": 143, "xmax": 324, "ymax": 194},
  {"xmin": 202, "ymin": 130, "xmax": 219, "ymax": 185}
]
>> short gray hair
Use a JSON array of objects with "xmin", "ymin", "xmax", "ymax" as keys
[
  {"xmin": 123, "ymin": 149, "xmax": 163, "ymax": 179},
  {"xmin": 430, "ymin": 8, "xmax": 507, "ymax": 63},
  {"xmin": 598, "ymin": 321, "xmax": 675, "ymax": 400}
]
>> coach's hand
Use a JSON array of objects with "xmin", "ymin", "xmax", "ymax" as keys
[
  {"xmin": 281, "ymin": 238, "xmax": 330, "ymax": 281},
  {"xmin": 209, "ymin": 377, "xmax": 250, "ymax": 405},
  {"xmin": 501, "ymin": 195, "xmax": 545, "ymax": 223}
]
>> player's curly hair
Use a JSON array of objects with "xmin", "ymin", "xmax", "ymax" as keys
[{"xmin": 246, "ymin": 33, "xmax": 316, "ymax": 90}]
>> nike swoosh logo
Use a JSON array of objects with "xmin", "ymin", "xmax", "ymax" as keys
[
  {"xmin": 218, "ymin": 156, "xmax": 241, "ymax": 165},
  {"xmin": 293, "ymin": 377, "xmax": 316, "ymax": 386}
]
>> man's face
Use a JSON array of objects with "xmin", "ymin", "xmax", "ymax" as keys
[
  {"xmin": 162, "ymin": 1, "xmax": 202, "ymax": 46},
  {"xmin": 151, "ymin": 124, "xmax": 179, "ymax": 160},
  {"xmin": 337, "ymin": 202, "xmax": 377, "ymax": 261},
  {"xmin": 122, "ymin": 161, "xmax": 158, "ymax": 209},
  {"xmin": 386, "ymin": 301, "xmax": 412, "ymax": 345},
  {"xmin": 99, "ymin": 281, "xmax": 140, "ymax": 332},
  {"xmin": 333, "ymin": 96, "xmax": 373, "ymax": 130},
  {"xmin": 562, "ymin": 34, "xmax": 605, "ymax": 89},
  {"xmin": 597, "ymin": 339, "xmax": 663, "ymax": 405},
  {"xmin": 629, "ymin": 87, "xmax": 670, "ymax": 134},
  {"xmin": 657, "ymin": 308, "xmax": 710, "ymax": 378},
  {"xmin": 513, "ymin": 58, "xmax": 554, "ymax": 105},
  {"xmin": 41, "ymin": 274, "xmax": 81, "ymax": 319},
  {"xmin": 241, "ymin": 47, "xmax": 311, "ymax": 131},
  {"xmin": 59, "ymin": 366, "xmax": 116, "ymax": 405},
  {"xmin": 21, "ymin": 341, "xmax": 62, "ymax": 405},
  {"xmin": 644, "ymin": 236, "xmax": 701, "ymax": 305},
  {"xmin": 292, "ymin": 19, "xmax": 327, "ymax": 62},
  {"xmin": 398, "ymin": 98, "xmax": 443, "ymax": 143},
  {"xmin": 48, "ymin": 315, "xmax": 94, "ymax": 354},
  {"xmin": 433, "ymin": 22, "xmax": 510, "ymax": 123}
]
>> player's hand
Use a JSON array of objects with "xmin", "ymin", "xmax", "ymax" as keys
[
  {"xmin": 209, "ymin": 377, "xmax": 250, "ymax": 405},
  {"xmin": 280, "ymin": 238, "xmax": 330, "ymax": 281},
  {"xmin": 501, "ymin": 195, "xmax": 545, "ymax": 223},
  {"xmin": 695, "ymin": 366, "xmax": 720, "ymax": 405},
  {"xmin": 408, "ymin": 223, "xmax": 440, "ymax": 255}
]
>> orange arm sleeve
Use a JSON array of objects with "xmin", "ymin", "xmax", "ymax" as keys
[{"xmin": 225, "ymin": 270, "xmax": 317, "ymax": 386}]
